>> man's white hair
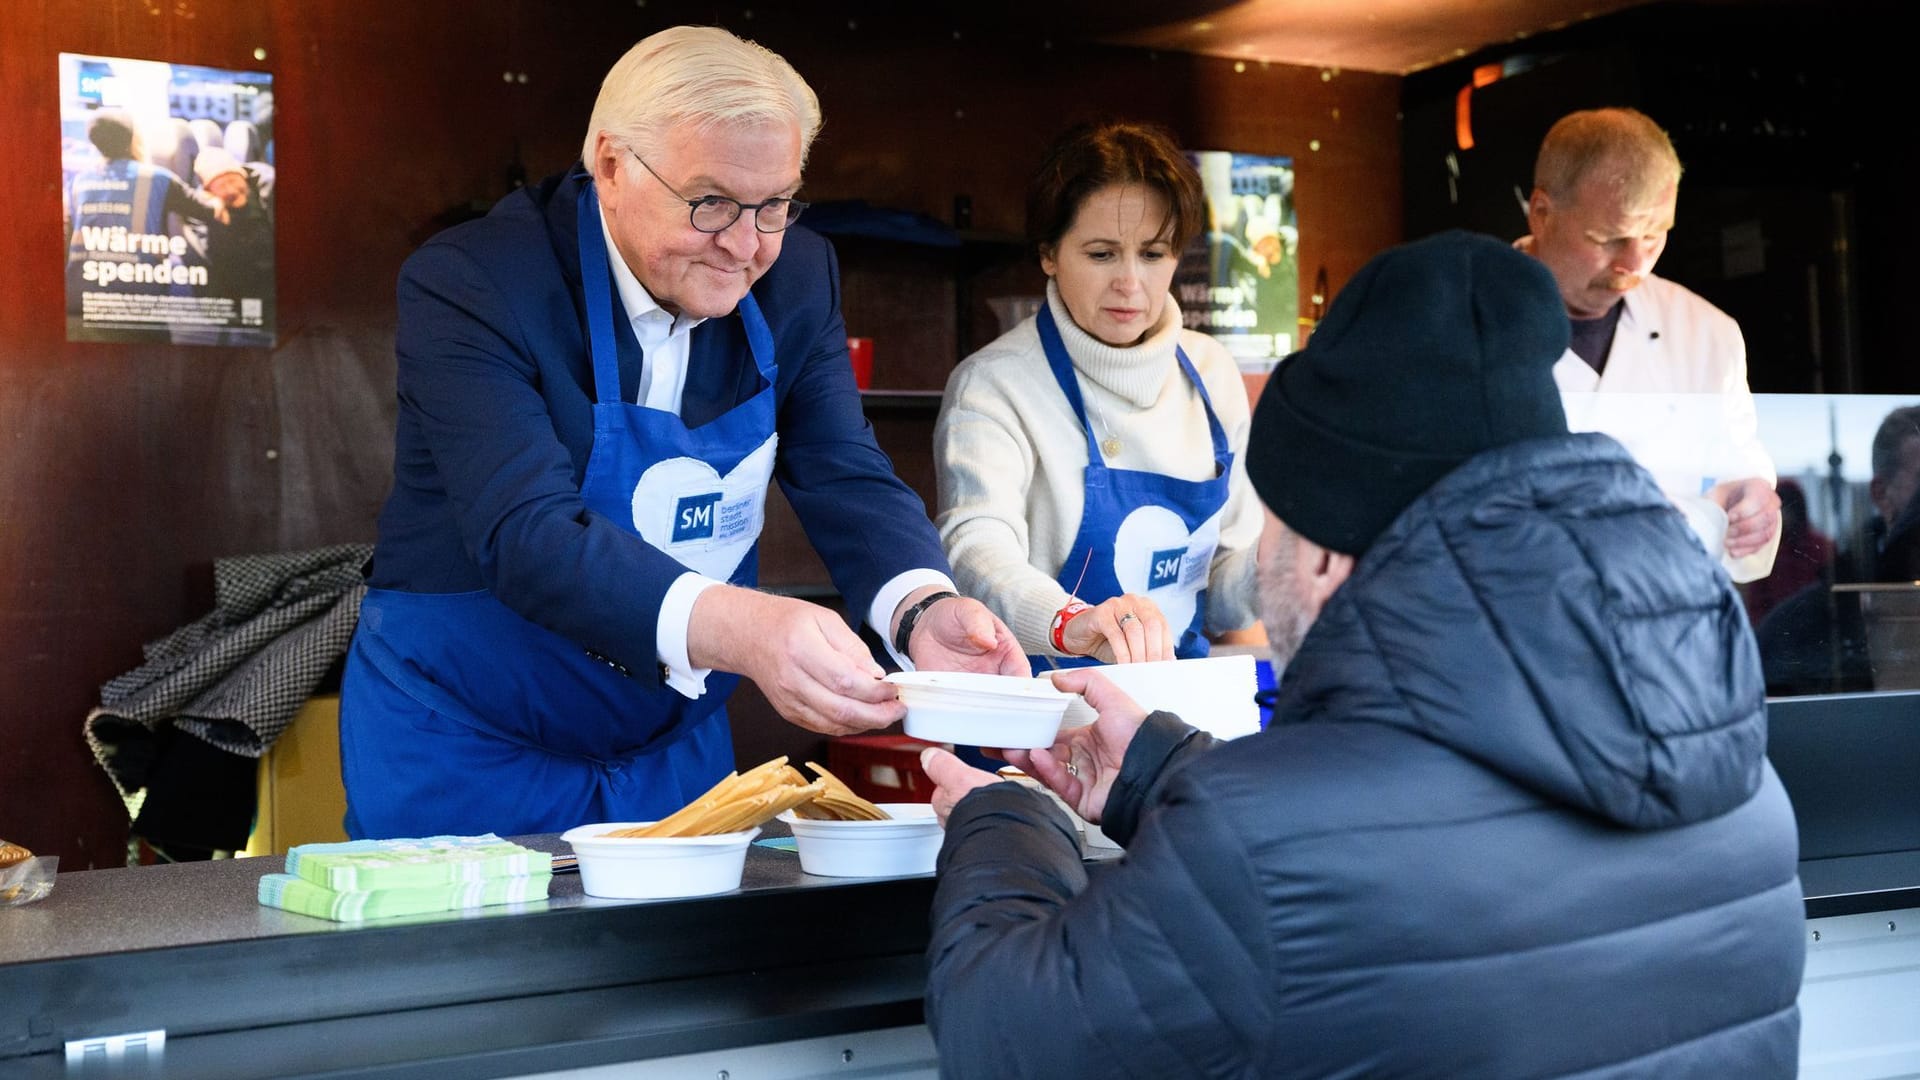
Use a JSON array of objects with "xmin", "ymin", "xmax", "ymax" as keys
[{"xmin": 581, "ymin": 25, "xmax": 822, "ymax": 172}]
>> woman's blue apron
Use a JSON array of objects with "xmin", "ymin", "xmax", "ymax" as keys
[
  {"xmin": 339, "ymin": 183, "xmax": 778, "ymax": 839},
  {"xmin": 1031, "ymin": 303, "xmax": 1233, "ymax": 671}
]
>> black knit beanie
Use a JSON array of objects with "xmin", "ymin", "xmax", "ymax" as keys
[{"xmin": 1245, "ymin": 229, "xmax": 1570, "ymax": 555}]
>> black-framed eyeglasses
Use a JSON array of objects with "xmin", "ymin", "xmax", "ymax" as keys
[{"xmin": 630, "ymin": 149, "xmax": 807, "ymax": 234}]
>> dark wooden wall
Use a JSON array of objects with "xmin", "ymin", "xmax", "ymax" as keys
[{"xmin": 0, "ymin": 0, "xmax": 1402, "ymax": 866}]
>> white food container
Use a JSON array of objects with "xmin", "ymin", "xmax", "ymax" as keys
[
  {"xmin": 560, "ymin": 823, "xmax": 759, "ymax": 899},
  {"xmin": 1038, "ymin": 654, "xmax": 1262, "ymax": 740},
  {"xmin": 886, "ymin": 671, "xmax": 1071, "ymax": 749},
  {"xmin": 777, "ymin": 803, "xmax": 944, "ymax": 878}
]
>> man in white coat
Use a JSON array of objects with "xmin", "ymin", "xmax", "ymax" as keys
[{"xmin": 1517, "ymin": 106, "xmax": 1781, "ymax": 582}]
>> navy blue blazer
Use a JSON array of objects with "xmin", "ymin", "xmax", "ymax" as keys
[{"xmin": 369, "ymin": 168, "xmax": 948, "ymax": 689}]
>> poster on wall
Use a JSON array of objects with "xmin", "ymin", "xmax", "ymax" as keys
[
  {"xmin": 1175, "ymin": 151, "xmax": 1297, "ymax": 373},
  {"xmin": 59, "ymin": 53, "xmax": 275, "ymax": 347}
]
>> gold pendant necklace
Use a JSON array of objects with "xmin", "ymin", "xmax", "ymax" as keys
[{"xmin": 1088, "ymin": 394, "xmax": 1121, "ymax": 458}]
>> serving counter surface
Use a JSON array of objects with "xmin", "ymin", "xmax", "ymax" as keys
[
  {"xmin": 0, "ymin": 825, "xmax": 973, "ymax": 1078},
  {"xmin": 2, "ymin": 830, "xmax": 835, "ymax": 964},
  {"xmin": 7, "ymin": 691, "xmax": 1917, "ymax": 1077}
]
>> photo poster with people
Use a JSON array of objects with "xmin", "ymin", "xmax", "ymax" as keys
[
  {"xmin": 59, "ymin": 53, "xmax": 275, "ymax": 347},
  {"xmin": 1175, "ymin": 151, "xmax": 1298, "ymax": 373}
]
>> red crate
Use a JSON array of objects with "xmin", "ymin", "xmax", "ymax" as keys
[{"xmin": 828, "ymin": 733, "xmax": 944, "ymax": 804}]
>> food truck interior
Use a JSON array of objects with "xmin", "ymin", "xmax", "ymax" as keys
[{"xmin": 3, "ymin": 1, "xmax": 1915, "ymax": 1077}]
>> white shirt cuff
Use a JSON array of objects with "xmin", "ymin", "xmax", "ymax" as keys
[
  {"xmin": 659, "ymin": 572, "xmax": 725, "ymax": 699},
  {"xmin": 872, "ymin": 569, "xmax": 960, "ymax": 672}
]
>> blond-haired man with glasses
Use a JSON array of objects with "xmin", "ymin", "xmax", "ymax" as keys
[{"xmin": 341, "ymin": 26, "xmax": 1024, "ymax": 841}]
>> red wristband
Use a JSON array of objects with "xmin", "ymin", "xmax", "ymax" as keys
[{"xmin": 1050, "ymin": 601, "xmax": 1091, "ymax": 654}]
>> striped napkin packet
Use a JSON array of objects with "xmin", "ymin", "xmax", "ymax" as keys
[{"xmin": 258, "ymin": 834, "xmax": 552, "ymax": 921}]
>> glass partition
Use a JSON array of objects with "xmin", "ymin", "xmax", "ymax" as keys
[{"xmin": 1747, "ymin": 394, "xmax": 1920, "ymax": 696}]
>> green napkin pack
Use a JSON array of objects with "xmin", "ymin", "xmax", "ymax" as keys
[
  {"xmin": 283, "ymin": 833, "xmax": 551, "ymax": 890},
  {"xmin": 258, "ymin": 868, "xmax": 550, "ymax": 921},
  {"xmin": 260, "ymin": 834, "xmax": 553, "ymax": 922}
]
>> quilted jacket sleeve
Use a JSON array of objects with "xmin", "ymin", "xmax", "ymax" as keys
[
  {"xmin": 925, "ymin": 728, "xmax": 1270, "ymax": 1079},
  {"xmin": 1102, "ymin": 712, "xmax": 1217, "ymax": 846}
]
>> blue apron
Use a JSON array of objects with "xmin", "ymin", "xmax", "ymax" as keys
[
  {"xmin": 1032, "ymin": 304, "xmax": 1233, "ymax": 670},
  {"xmin": 340, "ymin": 183, "xmax": 778, "ymax": 839}
]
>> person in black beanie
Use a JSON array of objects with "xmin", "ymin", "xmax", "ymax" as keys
[
  {"xmin": 916, "ymin": 229, "xmax": 1805, "ymax": 1079},
  {"xmin": 1243, "ymin": 228, "xmax": 1571, "ymax": 555}
]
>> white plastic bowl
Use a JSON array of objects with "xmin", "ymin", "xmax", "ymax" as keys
[
  {"xmin": 777, "ymin": 803, "xmax": 944, "ymax": 878},
  {"xmin": 886, "ymin": 671, "xmax": 1071, "ymax": 749},
  {"xmin": 560, "ymin": 822, "xmax": 759, "ymax": 899}
]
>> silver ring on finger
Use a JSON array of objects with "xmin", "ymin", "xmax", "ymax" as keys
[
  {"xmin": 1118, "ymin": 612, "xmax": 1137, "ymax": 627},
  {"xmin": 1065, "ymin": 761, "xmax": 1080, "ymax": 777}
]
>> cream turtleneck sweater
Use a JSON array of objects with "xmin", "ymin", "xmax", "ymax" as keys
[{"xmin": 934, "ymin": 280, "xmax": 1262, "ymax": 657}]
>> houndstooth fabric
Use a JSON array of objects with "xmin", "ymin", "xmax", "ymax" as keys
[{"xmin": 84, "ymin": 543, "xmax": 373, "ymax": 811}]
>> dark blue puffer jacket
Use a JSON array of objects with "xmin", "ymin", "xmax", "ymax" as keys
[{"xmin": 926, "ymin": 434, "xmax": 1805, "ymax": 1079}]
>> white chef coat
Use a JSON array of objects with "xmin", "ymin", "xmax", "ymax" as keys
[{"xmin": 1546, "ymin": 266, "xmax": 1780, "ymax": 583}]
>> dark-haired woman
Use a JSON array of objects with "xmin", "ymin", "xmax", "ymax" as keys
[{"xmin": 934, "ymin": 121, "xmax": 1261, "ymax": 669}]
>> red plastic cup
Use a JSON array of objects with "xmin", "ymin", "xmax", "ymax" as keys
[{"xmin": 846, "ymin": 336, "xmax": 874, "ymax": 389}]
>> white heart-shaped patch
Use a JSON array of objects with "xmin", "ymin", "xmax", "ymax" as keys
[
  {"xmin": 1112, "ymin": 503, "xmax": 1222, "ymax": 637},
  {"xmin": 632, "ymin": 434, "xmax": 779, "ymax": 580}
]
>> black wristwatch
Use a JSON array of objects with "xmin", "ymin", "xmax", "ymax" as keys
[{"xmin": 893, "ymin": 590, "xmax": 960, "ymax": 658}]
